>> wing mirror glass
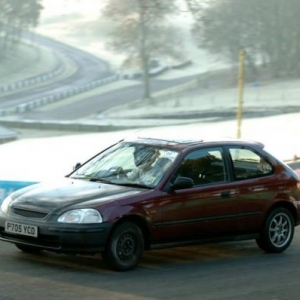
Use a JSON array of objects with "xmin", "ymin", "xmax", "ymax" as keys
[
  {"xmin": 171, "ymin": 176, "xmax": 194, "ymax": 190},
  {"xmin": 73, "ymin": 162, "xmax": 81, "ymax": 170}
]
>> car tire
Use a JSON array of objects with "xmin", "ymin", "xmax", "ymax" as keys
[
  {"xmin": 102, "ymin": 222, "xmax": 144, "ymax": 271},
  {"xmin": 256, "ymin": 207, "xmax": 294, "ymax": 253},
  {"xmin": 15, "ymin": 244, "xmax": 42, "ymax": 254}
]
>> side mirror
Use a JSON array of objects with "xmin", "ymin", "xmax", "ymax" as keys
[
  {"xmin": 73, "ymin": 162, "xmax": 81, "ymax": 170},
  {"xmin": 171, "ymin": 176, "xmax": 194, "ymax": 190}
]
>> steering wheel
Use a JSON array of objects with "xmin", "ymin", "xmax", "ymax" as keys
[{"xmin": 109, "ymin": 167, "xmax": 128, "ymax": 179}]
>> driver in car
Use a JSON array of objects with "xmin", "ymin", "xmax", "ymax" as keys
[{"xmin": 128, "ymin": 147, "xmax": 160, "ymax": 185}]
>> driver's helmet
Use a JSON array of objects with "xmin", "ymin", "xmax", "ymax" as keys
[{"xmin": 133, "ymin": 146, "xmax": 158, "ymax": 167}]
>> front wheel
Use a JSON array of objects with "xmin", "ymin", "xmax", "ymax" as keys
[
  {"xmin": 102, "ymin": 222, "xmax": 144, "ymax": 271},
  {"xmin": 256, "ymin": 207, "xmax": 294, "ymax": 253}
]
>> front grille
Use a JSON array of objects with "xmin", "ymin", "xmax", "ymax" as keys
[{"xmin": 12, "ymin": 208, "xmax": 48, "ymax": 219}]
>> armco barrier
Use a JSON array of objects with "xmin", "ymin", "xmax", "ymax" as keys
[
  {"xmin": 0, "ymin": 75, "xmax": 120, "ymax": 117},
  {"xmin": 0, "ymin": 52, "xmax": 64, "ymax": 94},
  {"xmin": 0, "ymin": 60, "xmax": 189, "ymax": 117}
]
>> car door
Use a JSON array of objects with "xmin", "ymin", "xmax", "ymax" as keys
[
  {"xmin": 227, "ymin": 146, "xmax": 275, "ymax": 232},
  {"xmin": 159, "ymin": 147, "xmax": 238, "ymax": 243}
]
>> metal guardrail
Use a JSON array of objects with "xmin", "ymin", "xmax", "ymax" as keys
[
  {"xmin": 0, "ymin": 75, "xmax": 121, "ymax": 117},
  {"xmin": 0, "ymin": 52, "xmax": 64, "ymax": 94}
]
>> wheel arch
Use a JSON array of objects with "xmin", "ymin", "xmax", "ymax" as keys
[
  {"xmin": 266, "ymin": 201, "xmax": 297, "ymax": 224},
  {"xmin": 109, "ymin": 215, "xmax": 151, "ymax": 250}
]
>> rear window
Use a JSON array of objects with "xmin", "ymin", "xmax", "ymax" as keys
[{"xmin": 229, "ymin": 148, "xmax": 273, "ymax": 180}]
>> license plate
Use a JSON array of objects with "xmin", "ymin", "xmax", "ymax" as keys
[{"xmin": 5, "ymin": 221, "xmax": 38, "ymax": 238}]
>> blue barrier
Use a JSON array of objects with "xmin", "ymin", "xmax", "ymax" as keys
[{"xmin": 0, "ymin": 180, "xmax": 37, "ymax": 204}]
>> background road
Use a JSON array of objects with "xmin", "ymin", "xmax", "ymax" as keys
[
  {"xmin": 21, "ymin": 75, "xmax": 197, "ymax": 121},
  {"xmin": 0, "ymin": 32, "xmax": 198, "ymax": 121},
  {"xmin": 1, "ymin": 230, "xmax": 300, "ymax": 300},
  {"xmin": 0, "ymin": 33, "xmax": 112, "ymax": 110}
]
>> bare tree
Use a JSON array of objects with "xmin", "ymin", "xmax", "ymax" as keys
[{"xmin": 102, "ymin": 0, "xmax": 184, "ymax": 101}]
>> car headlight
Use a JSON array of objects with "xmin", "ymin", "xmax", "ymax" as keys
[
  {"xmin": 57, "ymin": 209, "xmax": 103, "ymax": 224},
  {"xmin": 1, "ymin": 195, "xmax": 13, "ymax": 214}
]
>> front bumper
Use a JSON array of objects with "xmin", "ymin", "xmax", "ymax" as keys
[{"xmin": 0, "ymin": 212, "xmax": 113, "ymax": 254}]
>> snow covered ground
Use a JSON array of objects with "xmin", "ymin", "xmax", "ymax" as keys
[{"xmin": 0, "ymin": 113, "xmax": 298, "ymax": 183}]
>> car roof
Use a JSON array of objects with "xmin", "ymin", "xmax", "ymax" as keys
[{"xmin": 123, "ymin": 133, "xmax": 265, "ymax": 150}]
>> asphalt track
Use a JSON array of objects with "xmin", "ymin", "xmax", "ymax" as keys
[
  {"xmin": 21, "ymin": 75, "xmax": 197, "ymax": 121},
  {"xmin": 1, "ymin": 229, "xmax": 300, "ymax": 300},
  {"xmin": 0, "ymin": 32, "xmax": 198, "ymax": 121},
  {"xmin": 0, "ymin": 33, "xmax": 112, "ymax": 110}
]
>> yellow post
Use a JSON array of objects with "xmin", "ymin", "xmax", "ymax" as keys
[{"xmin": 236, "ymin": 49, "xmax": 245, "ymax": 139}]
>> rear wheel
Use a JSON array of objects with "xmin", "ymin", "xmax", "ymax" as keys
[
  {"xmin": 16, "ymin": 244, "xmax": 42, "ymax": 254},
  {"xmin": 256, "ymin": 207, "xmax": 294, "ymax": 253},
  {"xmin": 102, "ymin": 222, "xmax": 144, "ymax": 271}
]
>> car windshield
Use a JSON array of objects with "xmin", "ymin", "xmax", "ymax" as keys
[{"xmin": 70, "ymin": 142, "xmax": 179, "ymax": 188}]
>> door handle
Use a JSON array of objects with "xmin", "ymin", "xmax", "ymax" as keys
[{"xmin": 220, "ymin": 191, "xmax": 231, "ymax": 198}]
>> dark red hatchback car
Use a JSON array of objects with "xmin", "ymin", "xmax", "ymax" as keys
[{"xmin": 1, "ymin": 135, "xmax": 300, "ymax": 271}]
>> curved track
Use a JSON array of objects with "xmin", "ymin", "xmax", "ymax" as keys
[
  {"xmin": 22, "ymin": 75, "xmax": 196, "ymax": 121},
  {"xmin": 0, "ymin": 32, "xmax": 197, "ymax": 121},
  {"xmin": 0, "ymin": 33, "xmax": 112, "ymax": 110}
]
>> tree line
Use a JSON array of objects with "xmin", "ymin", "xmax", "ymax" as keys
[
  {"xmin": 102, "ymin": 0, "xmax": 300, "ymax": 98},
  {"xmin": 1, "ymin": 0, "xmax": 299, "ymax": 98},
  {"xmin": 191, "ymin": 0, "xmax": 300, "ymax": 79}
]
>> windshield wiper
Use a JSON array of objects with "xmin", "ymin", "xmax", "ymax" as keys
[
  {"xmin": 89, "ymin": 177, "xmax": 114, "ymax": 184},
  {"xmin": 118, "ymin": 182, "xmax": 151, "ymax": 189}
]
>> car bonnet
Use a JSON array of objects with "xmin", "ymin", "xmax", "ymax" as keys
[{"xmin": 7, "ymin": 178, "xmax": 144, "ymax": 214}]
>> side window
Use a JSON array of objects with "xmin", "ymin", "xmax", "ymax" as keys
[
  {"xmin": 229, "ymin": 148, "xmax": 273, "ymax": 180},
  {"xmin": 175, "ymin": 148, "xmax": 226, "ymax": 186}
]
